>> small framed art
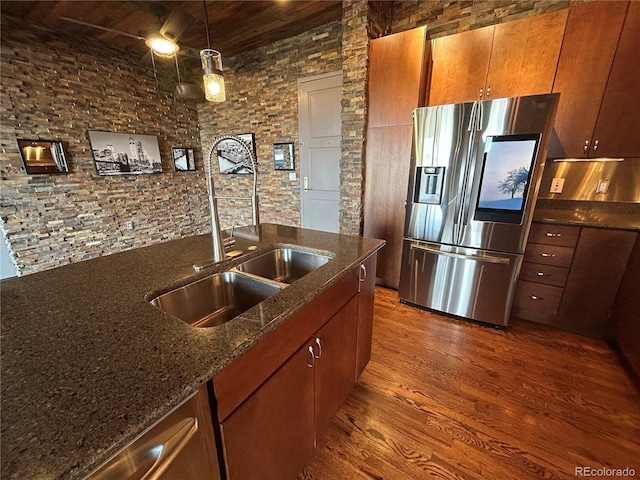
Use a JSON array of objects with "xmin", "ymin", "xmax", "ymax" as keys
[
  {"xmin": 172, "ymin": 147, "xmax": 196, "ymax": 171},
  {"xmin": 273, "ymin": 142, "xmax": 295, "ymax": 171}
]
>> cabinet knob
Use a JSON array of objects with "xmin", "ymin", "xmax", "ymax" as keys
[
  {"xmin": 486, "ymin": 86, "xmax": 491, "ymax": 97},
  {"xmin": 479, "ymin": 88, "xmax": 483, "ymax": 99},
  {"xmin": 593, "ymin": 139, "xmax": 599, "ymax": 151},
  {"xmin": 583, "ymin": 140, "xmax": 590, "ymax": 153}
]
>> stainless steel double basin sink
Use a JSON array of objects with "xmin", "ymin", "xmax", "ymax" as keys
[{"xmin": 149, "ymin": 247, "xmax": 331, "ymax": 328}]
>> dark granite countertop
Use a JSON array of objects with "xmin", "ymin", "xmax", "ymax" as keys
[
  {"xmin": 533, "ymin": 200, "xmax": 640, "ymax": 231},
  {"xmin": 0, "ymin": 224, "xmax": 384, "ymax": 480}
]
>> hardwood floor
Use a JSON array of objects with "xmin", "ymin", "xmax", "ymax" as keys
[{"xmin": 299, "ymin": 287, "xmax": 640, "ymax": 479}]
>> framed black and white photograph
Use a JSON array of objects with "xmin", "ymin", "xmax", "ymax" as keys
[
  {"xmin": 88, "ymin": 130, "xmax": 163, "ymax": 176},
  {"xmin": 172, "ymin": 147, "xmax": 196, "ymax": 172},
  {"xmin": 273, "ymin": 142, "xmax": 295, "ymax": 171},
  {"xmin": 216, "ymin": 133, "xmax": 256, "ymax": 175},
  {"xmin": 17, "ymin": 138, "xmax": 69, "ymax": 175}
]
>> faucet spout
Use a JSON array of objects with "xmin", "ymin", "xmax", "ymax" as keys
[{"xmin": 204, "ymin": 135, "xmax": 259, "ymax": 263}]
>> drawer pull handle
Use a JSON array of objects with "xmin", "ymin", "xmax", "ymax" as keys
[
  {"xmin": 545, "ymin": 233, "xmax": 562, "ymax": 237},
  {"xmin": 536, "ymin": 272, "xmax": 546, "ymax": 276},
  {"xmin": 540, "ymin": 253, "xmax": 556, "ymax": 258},
  {"xmin": 307, "ymin": 345, "xmax": 315, "ymax": 368},
  {"xmin": 313, "ymin": 337, "xmax": 323, "ymax": 359},
  {"xmin": 530, "ymin": 295, "xmax": 543, "ymax": 301}
]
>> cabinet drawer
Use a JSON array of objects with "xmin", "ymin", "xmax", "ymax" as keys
[
  {"xmin": 528, "ymin": 223, "xmax": 580, "ymax": 247},
  {"xmin": 524, "ymin": 243, "xmax": 575, "ymax": 267},
  {"xmin": 514, "ymin": 280, "xmax": 563, "ymax": 315},
  {"xmin": 519, "ymin": 261, "xmax": 569, "ymax": 287}
]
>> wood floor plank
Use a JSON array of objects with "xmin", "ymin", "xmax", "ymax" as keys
[{"xmin": 299, "ymin": 287, "xmax": 640, "ymax": 480}]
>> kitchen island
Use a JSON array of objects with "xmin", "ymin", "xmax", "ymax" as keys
[{"xmin": 0, "ymin": 224, "xmax": 384, "ymax": 480}]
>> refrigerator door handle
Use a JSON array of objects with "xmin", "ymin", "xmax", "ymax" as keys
[
  {"xmin": 410, "ymin": 242, "xmax": 511, "ymax": 265},
  {"xmin": 467, "ymin": 101, "xmax": 478, "ymax": 132}
]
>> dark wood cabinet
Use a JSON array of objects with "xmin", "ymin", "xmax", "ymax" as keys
[
  {"xmin": 590, "ymin": 1, "xmax": 640, "ymax": 159},
  {"xmin": 221, "ymin": 344, "xmax": 315, "ymax": 480},
  {"xmin": 513, "ymin": 223, "xmax": 637, "ymax": 338},
  {"xmin": 213, "ymin": 256, "xmax": 377, "ymax": 479},
  {"xmin": 558, "ymin": 228, "xmax": 636, "ymax": 338},
  {"xmin": 429, "ymin": 27, "xmax": 493, "ymax": 105},
  {"xmin": 549, "ymin": 1, "xmax": 629, "ymax": 159},
  {"xmin": 221, "ymin": 296, "xmax": 359, "ymax": 478},
  {"xmin": 487, "ymin": 9, "xmax": 567, "ymax": 101},
  {"xmin": 513, "ymin": 223, "xmax": 578, "ymax": 324},
  {"xmin": 313, "ymin": 296, "xmax": 358, "ymax": 444},
  {"xmin": 363, "ymin": 125, "xmax": 413, "ymax": 288},
  {"xmin": 428, "ymin": 10, "xmax": 567, "ymax": 105},
  {"xmin": 367, "ymin": 27, "xmax": 429, "ymax": 127},
  {"xmin": 612, "ymin": 236, "xmax": 640, "ymax": 379},
  {"xmin": 364, "ymin": 28, "xmax": 430, "ymax": 288},
  {"xmin": 356, "ymin": 253, "xmax": 377, "ymax": 378}
]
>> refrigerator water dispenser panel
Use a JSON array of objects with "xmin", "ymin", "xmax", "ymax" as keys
[{"xmin": 414, "ymin": 166, "xmax": 445, "ymax": 204}]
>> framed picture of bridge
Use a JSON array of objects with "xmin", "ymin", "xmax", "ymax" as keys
[
  {"xmin": 88, "ymin": 130, "xmax": 162, "ymax": 176},
  {"xmin": 216, "ymin": 133, "xmax": 256, "ymax": 175}
]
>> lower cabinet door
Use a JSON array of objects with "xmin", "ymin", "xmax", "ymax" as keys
[
  {"xmin": 356, "ymin": 253, "xmax": 377, "ymax": 378},
  {"xmin": 220, "ymin": 343, "xmax": 315, "ymax": 480},
  {"xmin": 314, "ymin": 296, "xmax": 358, "ymax": 445}
]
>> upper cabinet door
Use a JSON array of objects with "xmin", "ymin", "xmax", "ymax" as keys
[
  {"xmin": 486, "ymin": 9, "xmax": 567, "ymax": 100},
  {"xmin": 368, "ymin": 27, "xmax": 429, "ymax": 127},
  {"xmin": 549, "ymin": 1, "xmax": 628, "ymax": 159},
  {"xmin": 590, "ymin": 1, "xmax": 640, "ymax": 159},
  {"xmin": 428, "ymin": 26, "xmax": 493, "ymax": 105}
]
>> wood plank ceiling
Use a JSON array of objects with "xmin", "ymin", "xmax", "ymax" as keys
[{"xmin": 0, "ymin": 1, "xmax": 343, "ymax": 59}]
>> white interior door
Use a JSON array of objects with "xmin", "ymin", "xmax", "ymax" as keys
[{"xmin": 298, "ymin": 72, "xmax": 342, "ymax": 233}]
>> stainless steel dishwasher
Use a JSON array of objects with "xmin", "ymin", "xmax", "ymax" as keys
[{"xmin": 85, "ymin": 387, "xmax": 221, "ymax": 480}]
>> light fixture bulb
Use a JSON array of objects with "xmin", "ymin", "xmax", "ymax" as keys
[
  {"xmin": 203, "ymin": 72, "xmax": 225, "ymax": 102},
  {"xmin": 145, "ymin": 33, "xmax": 179, "ymax": 57},
  {"xmin": 200, "ymin": 49, "xmax": 226, "ymax": 102}
]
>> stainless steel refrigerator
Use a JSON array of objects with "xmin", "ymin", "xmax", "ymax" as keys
[{"xmin": 398, "ymin": 94, "xmax": 559, "ymax": 327}]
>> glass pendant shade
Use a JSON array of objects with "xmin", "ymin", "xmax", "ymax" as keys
[{"xmin": 200, "ymin": 49, "xmax": 226, "ymax": 102}]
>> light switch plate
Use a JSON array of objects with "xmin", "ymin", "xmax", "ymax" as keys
[
  {"xmin": 289, "ymin": 172, "xmax": 297, "ymax": 181},
  {"xmin": 550, "ymin": 178, "xmax": 565, "ymax": 194}
]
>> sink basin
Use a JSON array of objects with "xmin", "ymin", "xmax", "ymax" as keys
[
  {"xmin": 234, "ymin": 247, "xmax": 331, "ymax": 284},
  {"xmin": 150, "ymin": 272, "xmax": 281, "ymax": 328}
]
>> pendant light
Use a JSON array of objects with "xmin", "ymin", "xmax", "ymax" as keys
[
  {"xmin": 145, "ymin": 32, "xmax": 180, "ymax": 58},
  {"xmin": 200, "ymin": 1, "xmax": 226, "ymax": 102}
]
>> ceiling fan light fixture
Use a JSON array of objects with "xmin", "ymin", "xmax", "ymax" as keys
[
  {"xmin": 200, "ymin": 49, "xmax": 226, "ymax": 102},
  {"xmin": 145, "ymin": 32, "xmax": 180, "ymax": 57}
]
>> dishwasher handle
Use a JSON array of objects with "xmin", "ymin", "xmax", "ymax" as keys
[
  {"xmin": 142, "ymin": 417, "xmax": 199, "ymax": 480},
  {"xmin": 88, "ymin": 416, "xmax": 199, "ymax": 480}
]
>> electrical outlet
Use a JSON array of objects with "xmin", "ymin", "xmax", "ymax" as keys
[
  {"xmin": 595, "ymin": 179, "xmax": 610, "ymax": 194},
  {"xmin": 289, "ymin": 172, "xmax": 297, "ymax": 181},
  {"xmin": 550, "ymin": 178, "xmax": 565, "ymax": 194}
]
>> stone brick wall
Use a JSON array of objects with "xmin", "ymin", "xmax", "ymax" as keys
[
  {"xmin": 197, "ymin": 21, "xmax": 342, "ymax": 231},
  {"xmin": 391, "ymin": 1, "xmax": 570, "ymax": 37},
  {"xmin": 340, "ymin": 0, "xmax": 370, "ymax": 235},
  {"xmin": 0, "ymin": 15, "xmax": 206, "ymax": 274}
]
